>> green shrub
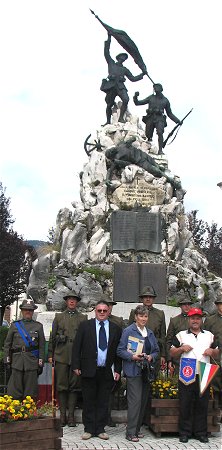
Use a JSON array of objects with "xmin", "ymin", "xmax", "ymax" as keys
[
  {"xmin": 167, "ymin": 298, "xmax": 178, "ymax": 307},
  {"xmin": 0, "ymin": 326, "xmax": 9, "ymax": 351},
  {"xmin": 48, "ymin": 275, "xmax": 57, "ymax": 289}
]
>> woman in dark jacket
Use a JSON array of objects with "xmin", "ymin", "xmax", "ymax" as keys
[{"xmin": 117, "ymin": 305, "xmax": 159, "ymax": 442}]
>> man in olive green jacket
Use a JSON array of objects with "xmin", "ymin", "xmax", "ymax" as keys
[
  {"xmin": 204, "ymin": 296, "xmax": 222, "ymax": 412},
  {"xmin": 4, "ymin": 298, "xmax": 45, "ymax": 401},
  {"xmin": 166, "ymin": 296, "xmax": 192, "ymax": 374},
  {"xmin": 48, "ymin": 290, "xmax": 87, "ymax": 426}
]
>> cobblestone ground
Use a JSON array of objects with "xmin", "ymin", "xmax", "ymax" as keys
[{"xmin": 62, "ymin": 423, "xmax": 222, "ymax": 450}]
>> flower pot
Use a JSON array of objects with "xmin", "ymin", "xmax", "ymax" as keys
[{"xmin": 0, "ymin": 417, "xmax": 62, "ymax": 450}]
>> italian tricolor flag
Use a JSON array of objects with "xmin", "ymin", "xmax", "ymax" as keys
[{"xmin": 198, "ymin": 361, "xmax": 219, "ymax": 395}]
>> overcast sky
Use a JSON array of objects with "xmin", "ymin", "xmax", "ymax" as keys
[{"xmin": 0, "ymin": 0, "xmax": 221, "ymax": 240}]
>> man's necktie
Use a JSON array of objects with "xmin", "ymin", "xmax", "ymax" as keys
[{"xmin": 99, "ymin": 321, "xmax": 107, "ymax": 350}]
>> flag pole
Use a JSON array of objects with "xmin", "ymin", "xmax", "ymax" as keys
[{"xmin": 52, "ymin": 361, "xmax": 56, "ymax": 418}]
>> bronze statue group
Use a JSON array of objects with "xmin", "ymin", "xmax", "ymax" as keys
[{"xmin": 4, "ymin": 288, "xmax": 222, "ymax": 443}]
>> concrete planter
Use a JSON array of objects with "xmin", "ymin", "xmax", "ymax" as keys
[{"xmin": 0, "ymin": 417, "xmax": 63, "ymax": 450}]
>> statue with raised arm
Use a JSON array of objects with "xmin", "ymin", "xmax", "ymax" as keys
[
  {"xmin": 101, "ymin": 33, "xmax": 146, "ymax": 124},
  {"xmin": 133, "ymin": 83, "xmax": 182, "ymax": 155}
]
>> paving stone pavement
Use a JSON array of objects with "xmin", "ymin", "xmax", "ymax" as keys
[{"xmin": 62, "ymin": 423, "xmax": 222, "ymax": 450}]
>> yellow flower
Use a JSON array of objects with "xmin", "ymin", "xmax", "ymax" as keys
[{"xmin": 8, "ymin": 407, "xmax": 15, "ymax": 413}]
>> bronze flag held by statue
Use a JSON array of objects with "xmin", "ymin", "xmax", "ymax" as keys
[{"xmin": 90, "ymin": 9, "xmax": 154, "ymax": 84}]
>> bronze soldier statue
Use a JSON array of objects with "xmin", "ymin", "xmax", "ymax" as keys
[
  {"xmin": 133, "ymin": 83, "xmax": 182, "ymax": 154},
  {"xmin": 101, "ymin": 33, "xmax": 146, "ymax": 124},
  {"xmin": 4, "ymin": 298, "xmax": 45, "ymax": 401},
  {"xmin": 48, "ymin": 290, "xmax": 87, "ymax": 427},
  {"xmin": 105, "ymin": 138, "xmax": 182, "ymax": 190}
]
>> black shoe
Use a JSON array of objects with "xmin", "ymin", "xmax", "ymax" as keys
[
  {"xmin": 68, "ymin": 419, "xmax": 76, "ymax": 427},
  {"xmin": 107, "ymin": 419, "xmax": 116, "ymax": 427},
  {"xmin": 197, "ymin": 436, "xmax": 209, "ymax": 443},
  {"xmin": 179, "ymin": 436, "xmax": 189, "ymax": 443}
]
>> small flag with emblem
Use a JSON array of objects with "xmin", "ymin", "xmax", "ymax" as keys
[{"xmin": 179, "ymin": 357, "xmax": 197, "ymax": 385}]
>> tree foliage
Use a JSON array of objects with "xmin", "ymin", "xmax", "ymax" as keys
[
  {"xmin": 0, "ymin": 182, "xmax": 28, "ymax": 324},
  {"xmin": 188, "ymin": 210, "xmax": 222, "ymax": 277}
]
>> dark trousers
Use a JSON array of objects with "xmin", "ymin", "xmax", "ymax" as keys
[
  {"xmin": 81, "ymin": 368, "xmax": 113, "ymax": 435},
  {"xmin": 178, "ymin": 377, "xmax": 210, "ymax": 438},
  {"xmin": 7, "ymin": 368, "xmax": 38, "ymax": 400}
]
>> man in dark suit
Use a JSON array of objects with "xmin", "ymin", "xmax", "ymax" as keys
[{"xmin": 72, "ymin": 300, "xmax": 122, "ymax": 441}]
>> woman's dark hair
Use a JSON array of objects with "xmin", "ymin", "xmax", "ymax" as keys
[{"xmin": 134, "ymin": 305, "xmax": 149, "ymax": 316}]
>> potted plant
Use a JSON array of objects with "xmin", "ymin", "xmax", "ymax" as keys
[
  {"xmin": 0, "ymin": 395, "xmax": 62, "ymax": 450},
  {"xmin": 150, "ymin": 375, "xmax": 220, "ymax": 437}
]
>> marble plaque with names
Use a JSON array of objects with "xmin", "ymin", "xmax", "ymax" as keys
[
  {"xmin": 114, "ymin": 262, "xmax": 166, "ymax": 303},
  {"xmin": 111, "ymin": 211, "xmax": 162, "ymax": 253}
]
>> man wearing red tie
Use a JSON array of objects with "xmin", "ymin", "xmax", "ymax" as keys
[{"xmin": 72, "ymin": 300, "xmax": 122, "ymax": 441}]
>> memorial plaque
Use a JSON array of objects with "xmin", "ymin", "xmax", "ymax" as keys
[
  {"xmin": 111, "ymin": 176, "xmax": 165, "ymax": 208},
  {"xmin": 111, "ymin": 211, "xmax": 162, "ymax": 253},
  {"xmin": 114, "ymin": 262, "xmax": 139, "ymax": 302},
  {"xmin": 113, "ymin": 262, "xmax": 166, "ymax": 303}
]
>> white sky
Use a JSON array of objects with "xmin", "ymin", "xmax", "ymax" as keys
[{"xmin": 0, "ymin": 0, "xmax": 221, "ymax": 240}]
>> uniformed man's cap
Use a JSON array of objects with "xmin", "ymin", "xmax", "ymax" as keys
[
  {"xmin": 178, "ymin": 297, "xmax": 192, "ymax": 305},
  {"xmin": 63, "ymin": 290, "xmax": 81, "ymax": 302},
  {"xmin": 215, "ymin": 296, "xmax": 222, "ymax": 304},
  {"xmin": 19, "ymin": 299, "xmax": 38, "ymax": 310},
  {"xmin": 187, "ymin": 307, "xmax": 203, "ymax": 317},
  {"xmin": 101, "ymin": 294, "xmax": 117, "ymax": 305},
  {"xmin": 139, "ymin": 286, "xmax": 157, "ymax": 298}
]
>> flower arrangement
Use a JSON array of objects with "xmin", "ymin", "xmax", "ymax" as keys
[
  {"xmin": 0, "ymin": 395, "xmax": 56, "ymax": 423},
  {"xmin": 0, "ymin": 395, "xmax": 37, "ymax": 422},
  {"xmin": 151, "ymin": 376, "xmax": 179, "ymax": 399},
  {"xmin": 151, "ymin": 374, "xmax": 214, "ymax": 399}
]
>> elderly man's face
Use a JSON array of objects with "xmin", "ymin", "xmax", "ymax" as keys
[
  {"xmin": 66, "ymin": 297, "xmax": 78, "ymax": 310},
  {"xmin": 21, "ymin": 309, "xmax": 34, "ymax": 320},
  {"xmin": 95, "ymin": 303, "xmax": 109, "ymax": 322},
  {"xmin": 142, "ymin": 295, "xmax": 154, "ymax": 308},
  {"xmin": 189, "ymin": 315, "xmax": 202, "ymax": 332},
  {"xmin": 181, "ymin": 304, "xmax": 191, "ymax": 314}
]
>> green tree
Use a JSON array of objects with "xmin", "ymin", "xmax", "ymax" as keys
[
  {"xmin": 204, "ymin": 222, "xmax": 222, "ymax": 277},
  {"xmin": 187, "ymin": 210, "xmax": 206, "ymax": 248},
  {"xmin": 0, "ymin": 182, "xmax": 28, "ymax": 324},
  {"xmin": 188, "ymin": 210, "xmax": 222, "ymax": 277}
]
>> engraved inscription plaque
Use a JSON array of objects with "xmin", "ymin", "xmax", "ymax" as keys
[
  {"xmin": 113, "ymin": 262, "xmax": 166, "ymax": 303},
  {"xmin": 111, "ymin": 211, "xmax": 161, "ymax": 253},
  {"xmin": 111, "ymin": 176, "xmax": 165, "ymax": 208}
]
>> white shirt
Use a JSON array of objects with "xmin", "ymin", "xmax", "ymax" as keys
[
  {"xmin": 176, "ymin": 329, "xmax": 215, "ymax": 374},
  {"xmin": 96, "ymin": 319, "xmax": 109, "ymax": 367}
]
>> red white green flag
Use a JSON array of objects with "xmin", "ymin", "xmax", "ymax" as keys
[{"xmin": 198, "ymin": 361, "xmax": 219, "ymax": 395}]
